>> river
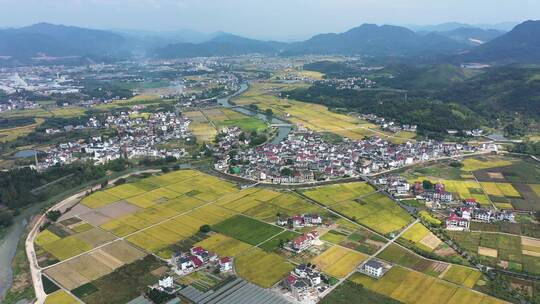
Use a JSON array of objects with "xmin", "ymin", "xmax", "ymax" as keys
[
  {"xmin": 218, "ymin": 83, "xmax": 292, "ymax": 144},
  {"xmin": 0, "ymin": 204, "xmax": 42, "ymax": 300}
]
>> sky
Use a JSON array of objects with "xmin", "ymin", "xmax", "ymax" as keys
[{"xmin": 0, "ymin": 0, "xmax": 539, "ymax": 40}]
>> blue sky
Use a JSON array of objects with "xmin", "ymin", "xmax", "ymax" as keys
[{"xmin": 1, "ymin": 0, "xmax": 539, "ymax": 40}]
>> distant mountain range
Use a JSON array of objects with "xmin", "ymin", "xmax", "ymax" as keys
[
  {"xmin": 1, "ymin": 20, "xmax": 540, "ymax": 64},
  {"xmin": 0, "ymin": 23, "xmax": 128, "ymax": 60},
  {"xmin": 462, "ymin": 20, "xmax": 540, "ymax": 63}
]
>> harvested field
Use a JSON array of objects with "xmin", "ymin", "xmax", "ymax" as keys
[
  {"xmin": 79, "ymin": 211, "xmax": 113, "ymax": 226},
  {"xmin": 312, "ymin": 246, "xmax": 367, "ymax": 278},
  {"xmin": 75, "ymin": 228, "xmax": 116, "ymax": 247},
  {"xmin": 44, "ymin": 241, "xmax": 145, "ymax": 290},
  {"xmin": 478, "ymin": 246, "xmax": 498, "ymax": 258}
]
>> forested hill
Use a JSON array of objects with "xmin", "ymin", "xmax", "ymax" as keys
[
  {"xmin": 285, "ymin": 83, "xmax": 481, "ymax": 138},
  {"xmin": 288, "ymin": 64, "xmax": 540, "ymax": 137}
]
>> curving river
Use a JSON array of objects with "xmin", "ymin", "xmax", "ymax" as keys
[
  {"xmin": 218, "ymin": 83, "xmax": 292, "ymax": 144},
  {"xmin": 0, "ymin": 204, "xmax": 42, "ymax": 301}
]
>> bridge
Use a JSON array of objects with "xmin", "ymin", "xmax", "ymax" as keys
[{"xmin": 270, "ymin": 123, "xmax": 293, "ymax": 127}]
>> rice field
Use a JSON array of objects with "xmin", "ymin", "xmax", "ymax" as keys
[
  {"xmin": 350, "ymin": 266, "xmax": 506, "ymax": 304},
  {"xmin": 408, "ymin": 177, "xmax": 490, "ymax": 205},
  {"xmin": 441, "ymin": 265, "xmax": 483, "ymax": 288},
  {"xmin": 400, "ymin": 223, "xmax": 441, "ymax": 252},
  {"xmin": 311, "ymin": 245, "xmax": 367, "ymax": 278},
  {"xmin": 44, "ymin": 290, "xmax": 79, "ymax": 304},
  {"xmin": 0, "ymin": 117, "xmax": 45, "ymax": 143},
  {"xmin": 301, "ymin": 182, "xmax": 376, "ymax": 206},
  {"xmin": 480, "ymin": 182, "xmax": 521, "ymax": 198},
  {"xmin": 212, "ymin": 215, "xmax": 283, "ymax": 246},
  {"xmin": 462, "ymin": 158, "xmax": 513, "ymax": 172},
  {"xmin": 41, "ymin": 235, "xmax": 93, "ymax": 261},
  {"xmin": 194, "ymin": 233, "xmax": 252, "ymax": 257},
  {"xmin": 331, "ymin": 192, "xmax": 412, "ymax": 235},
  {"xmin": 235, "ymin": 248, "xmax": 294, "ymax": 288}
]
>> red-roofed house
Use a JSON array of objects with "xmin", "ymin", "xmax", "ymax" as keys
[
  {"xmin": 219, "ymin": 257, "xmax": 233, "ymax": 272},
  {"xmin": 445, "ymin": 213, "xmax": 470, "ymax": 231}
]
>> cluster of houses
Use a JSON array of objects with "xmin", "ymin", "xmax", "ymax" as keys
[
  {"xmin": 413, "ymin": 181, "xmax": 454, "ymax": 206},
  {"xmin": 276, "ymin": 214, "xmax": 324, "ymax": 229},
  {"xmin": 360, "ymin": 114, "xmax": 417, "ymax": 133},
  {"xmin": 283, "ymin": 264, "xmax": 325, "ymax": 302},
  {"xmin": 318, "ymin": 77, "xmax": 376, "ymax": 90},
  {"xmin": 445, "ymin": 198, "xmax": 516, "ymax": 231},
  {"xmin": 39, "ymin": 111, "xmax": 192, "ymax": 168},
  {"xmin": 172, "ymin": 246, "xmax": 233, "ymax": 275},
  {"xmin": 286, "ymin": 231, "xmax": 320, "ymax": 253},
  {"xmin": 215, "ymin": 128, "xmax": 479, "ymax": 184}
]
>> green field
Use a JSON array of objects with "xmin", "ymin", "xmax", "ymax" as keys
[
  {"xmin": 320, "ymin": 281, "xmax": 400, "ymax": 304},
  {"xmin": 78, "ymin": 256, "xmax": 165, "ymax": 304},
  {"xmin": 259, "ymin": 230, "xmax": 300, "ymax": 252},
  {"xmin": 212, "ymin": 215, "xmax": 283, "ymax": 246},
  {"xmin": 448, "ymin": 231, "xmax": 538, "ymax": 274}
]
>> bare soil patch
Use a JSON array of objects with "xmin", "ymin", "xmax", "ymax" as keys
[{"xmin": 478, "ymin": 246, "xmax": 498, "ymax": 258}]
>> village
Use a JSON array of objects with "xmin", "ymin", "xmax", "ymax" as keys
[
  {"xmin": 377, "ymin": 175, "xmax": 518, "ymax": 233},
  {"xmin": 38, "ymin": 111, "xmax": 192, "ymax": 168},
  {"xmin": 214, "ymin": 127, "xmax": 489, "ymax": 184}
]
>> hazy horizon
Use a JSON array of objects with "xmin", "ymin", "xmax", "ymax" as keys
[{"xmin": 1, "ymin": 0, "xmax": 539, "ymax": 40}]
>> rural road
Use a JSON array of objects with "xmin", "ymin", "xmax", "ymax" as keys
[{"xmin": 25, "ymin": 169, "xmax": 160, "ymax": 304}]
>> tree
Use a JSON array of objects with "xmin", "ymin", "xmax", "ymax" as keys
[
  {"xmin": 280, "ymin": 167, "xmax": 293, "ymax": 176},
  {"xmin": 423, "ymin": 180, "xmax": 434, "ymax": 190},
  {"xmin": 161, "ymin": 167, "xmax": 170, "ymax": 173},
  {"xmin": 100, "ymin": 180, "xmax": 108, "ymax": 189},
  {"xmin": 199, "ymin": 224, "xmax": 211, "ymax": 233},
  {"xmin": 265, "ymin": 108, "xmax": 273, "ymax": 116},
  {"xmin": 46, "ymin": 210, "xmax": 61, "ymax": 222},
  {"xmin": 114, "ymin": 178, "xmax": 126, "ymax": 186},
  {"xmin": 0, "ymin": 210, "xmax": 13, "ymax": 227}
]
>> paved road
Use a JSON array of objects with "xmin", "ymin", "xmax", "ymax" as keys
[{"xmin": 26, "ymin": 169, "xmax": 160, "ymax": 304}]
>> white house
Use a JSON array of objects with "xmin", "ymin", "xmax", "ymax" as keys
[
  {"xmin": 158, "ymin": 276, "xmax": 174, "ymax": 289},
  {"xmin": 219, "ymin": 257, "xmax": 233, "ymax": 272},
  {"xmin": 364, "ymin": 260, "xmax": 384, "ymax": 278}
]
